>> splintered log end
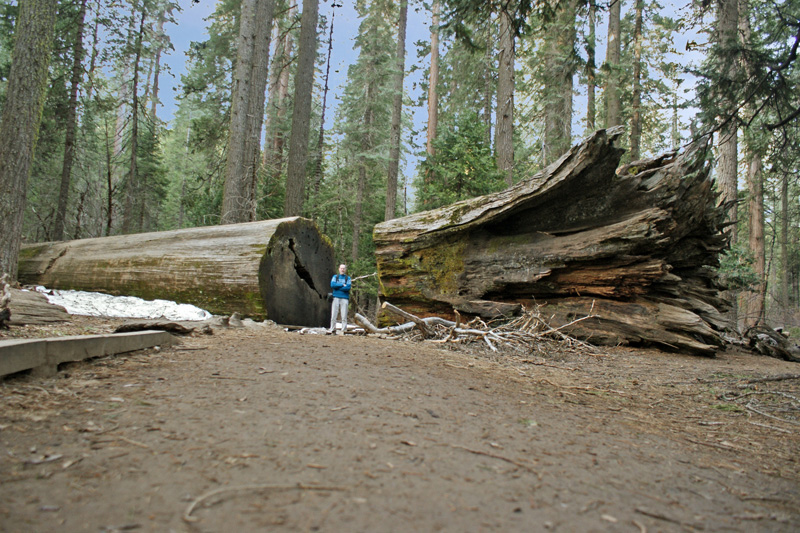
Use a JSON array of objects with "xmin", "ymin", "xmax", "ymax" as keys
[
  {"xmin": 373, "ymin": 129, "xmax": 728, "ymax": 355},
  {"xmin": 259, "ymin": 218, "xmax": 334, "ymax": 327}
]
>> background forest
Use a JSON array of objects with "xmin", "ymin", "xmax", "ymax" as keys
[{"xmin": 0, "ymin": 0, "xmax": 798, "ymax": 333}]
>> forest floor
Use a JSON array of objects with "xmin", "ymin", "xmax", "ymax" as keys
[{"xmin": 1, "ymin": 316, "xmax": 799, "ymax": 532}]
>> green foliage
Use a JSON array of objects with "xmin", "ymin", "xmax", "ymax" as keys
[
  {"xmin": 695, "ymin": 0, "xmax": 800, "ymax": 138},
  {"xmin": 414, "ymin": 112, "xmax": 503, "ymax": 211},
  {"xmin": 718, "ymin": 243, "xmax": 760, "ymax": 291}
]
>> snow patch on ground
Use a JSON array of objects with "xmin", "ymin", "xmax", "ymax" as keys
[{"xmin": 35, "ymin": 287, "xmax": 212, "ymax": 321}]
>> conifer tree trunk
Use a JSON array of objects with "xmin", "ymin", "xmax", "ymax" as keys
[
  {"xmin": 121, "ymin": 9, "xmax": 146, "ymax": 234},
  {"xmin": 717, "ymin": 0, "xmax": 740, "ymax": 329},
  {"xmin": 781, "ymin": 173, "xmax": 790, "ymax": 326},
  {"xmin": 103, "ymin": 116, "xmax": 114, "ymax": 236},
  {"xmin": 263, "ymin": 1, "xmax": 296, "ymax": 180},
  {"xmin": 53, "ymin": 0, "xmax": 88, "ymax": 242},
  {"xmin": 629, "ymin": 0, "xmax": 644, "ymax": 161},
  {"xmin": 495, "ymin": 8, "xmax": 515, "ymax": 185},
  {"xmin": 245, "ymin": 0, "xmax": 275, "ymax": 220},
  {"xmin": 745, "ymin": 152, "xmax": 765, "ymax": 328},
  {"xmin": 605, "ymin": 0, "xmax": 622, "ymax": 127},
  {"xmin": 222, "ymin": 0, "xmax": 257, "ymax": 223},
  {"xmin": 114, "ymin": 4, "xmax": 137, "ymax": 181},
  {"xmin": 426, "ymin": 0, "xmax": 440, "ymax": 160},
  {"xmin": 86, "ymin": 0, "xmax": 100, "ymax": 97},
  {"xmin": 483, "ymin": 31, "xmax": 493, "ymax": 146},
  {"xmin": 717, "ymin": 0, "xmax": 739, "ymax": 243},
  {"xmin": 385, "ymin": 0, "xmax": 408, "ymax": 222},
  {"xmin": 0, "ymin": 0, "xmax": 57, "ymax": 279},
  {"xmin": 739, "ymin": 5, "xmax": 765, "ymax": 330},
  {"xmin": 312, "ymin": 3, "xmax": 336, "ymax": 204},
  {"xmin": 543, "ymin": 0, "xmax": 576, "ymax": 165},
  {"xmin": 149, "ymin": 6, "xmax": 168, "ymax": 119},
  {"xmin": 586, "ymin": 0, "xmax": 596, "ymax": 131},
  {"xmin": 284, "ymin": 0, "xmax": 319, "ymax": 217},
  {"xmin": 352, "ymin": 82, "xmax": 375, "ymax": 264},
  {"xmin": 671, "ymin": 89, "xmax": 680, "ymax": 150},
  {"xmin": 223, "ymin": 0, "xmax": 276, "ymax": 223}
]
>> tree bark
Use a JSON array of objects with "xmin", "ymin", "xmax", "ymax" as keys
[
  {"xmin": 780, "ymin": 172, "xmax": 790, "ymax": 327},
  {"xmin": 18, "ymin": 218, "xmax": 334, "ymax": 326},
  {"xmin": 717, "ymin": 0, "xmax": 740, "ymax": 329},
  {"xmin": 103, "ymin": 115, "xmax": 114, "ymax": 236},
  {"xmin": 717, "ymin": 0, "xmax": 739, "ymax": 244},
  {"xmin": 374, "ymin": 127, "xmax": 729, "ymax": 355},
  {"xmin": 629, "ymin": 0, "xmax": 644, "ymax": 161},
  {"xmin": 0, "ymin": 0, "xmax": 58, "ymax": 280},
  {"xmin": 586, "ymin": 0, "xmax": 596, "ymax": 131},
  {"xmin": 744, "ymin": 150, "xmax": 765, "ymax": 329},
  {"xmin": 312, "ymin": 2, "xmax": 335, "ymax": 205},
  {"xmin": 352, "ymin": 82, "xmax": 375, "ymax": 264},
  {"xmin": 149, "ymin": 5, "xmax": 170, "ymax": 120},
  {"xmin": 495, "ymin": 8, "xmax": 515, "ymax": 185},
  {"xmin": 263, "ymin": 1, "xmax": 296, "ymax": 185},
  {"xmin": 483, "ymin": 29, "xmax": 494, "ymax": 146},
  {"xmin": 385, "ymin": 0, "xmax": 408, "ymax": 222},
  {"xmin": 426, "ymin": 0, "xmax": 440, "ymax": 159},
  {"xmin": 284, "ymin": 0, "xmax": 319, "ymax": 217},
  {"xmin": 605, "ymin": 0, "xmax": 622, "ymax": 127},
  {"xmin": 121, "ymin": 9, "xmax": 146, "ymax": 234},
  {"xmin": 222, "ymin": 0, "xmax": 276, "ymax": 223},
  {"xmin": 53, "ymin": 0, "xmax": 88, "ymax": 242}
]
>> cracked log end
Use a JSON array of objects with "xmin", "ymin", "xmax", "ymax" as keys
[{"xmin": 259, "ymin": 218, "xmax": 335, "ymax": 327}]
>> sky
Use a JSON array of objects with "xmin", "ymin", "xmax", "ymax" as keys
[{"xmin": 157, "ymin": 0, "xmax": 703, "ymax": 189}]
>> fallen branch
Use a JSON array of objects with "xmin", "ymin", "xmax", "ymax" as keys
[
  {"xmin": 450, "ymin": 444, "xmax": 538, "ymax": 476},
  {"xmin": 741, "ymin": 374, "xmax": 800, "ymax": 386},
  {"xmin": 381, "ymin": 302, "xmax": 432, "ymax": 338}
]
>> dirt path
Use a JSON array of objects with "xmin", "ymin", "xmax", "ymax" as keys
[{"xmin": 1, "ymin": 321, "xmax": 799, "ymax": 532}]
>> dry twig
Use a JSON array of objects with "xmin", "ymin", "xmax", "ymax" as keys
[
  {"xmin": 359, "ymin": 302, "xmax": 599, "ymax": 360},
  {"xmin": 183, "ymin": 483, "xmax": 347, "ymax": 522}
]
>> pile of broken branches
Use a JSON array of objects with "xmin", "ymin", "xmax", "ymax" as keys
[{"xmin": 355, "ymin": 302, "xmax": 599, "ymax": 356}]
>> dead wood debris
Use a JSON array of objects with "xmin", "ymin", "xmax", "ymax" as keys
[
  {"xmin": 718, "ymin": 374, "xmax": 800, "ymax": 429},
  {"xmin": 355, "ymin": 301, "xmax": 600, "ymax": 359}
]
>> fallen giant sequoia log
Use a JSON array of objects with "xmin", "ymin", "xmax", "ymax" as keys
[
  {"xmin": 373, "ymin": 127, "xmax": 729, "ymax": 355},
  {"xmin": 18, "ymin": 217, "xmax": 334, "ymax": 326}
]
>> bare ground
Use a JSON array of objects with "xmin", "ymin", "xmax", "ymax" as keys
[{"xmin": 1, "ymin": 317, "xmax": 799, "ymax": 532}]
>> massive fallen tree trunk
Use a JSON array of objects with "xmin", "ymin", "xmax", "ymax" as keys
[
  {"xmin": 18, "ymin": 217, "xmax": 334, "ymax": 326},
  {"xmin": 373, "ymin": 127, "xmax": 729, "ymax": 355}
]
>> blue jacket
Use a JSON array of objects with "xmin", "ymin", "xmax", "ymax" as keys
[{"xmin": 330, "ymin": 274, "xmax": 351, "ymax": 299}]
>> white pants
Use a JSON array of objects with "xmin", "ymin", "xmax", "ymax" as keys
[{"xmin": 330, "ymin": 298, "xmax": 349, "ymax": 333}]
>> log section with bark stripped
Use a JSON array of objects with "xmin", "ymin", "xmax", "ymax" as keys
[
  {"xmin": 18, "ymin": 217, "xmax": 334, "ymax": 326},
  {"xmin": 373, "ymin": 127, "xmax": 729, "ymax": 355}
]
